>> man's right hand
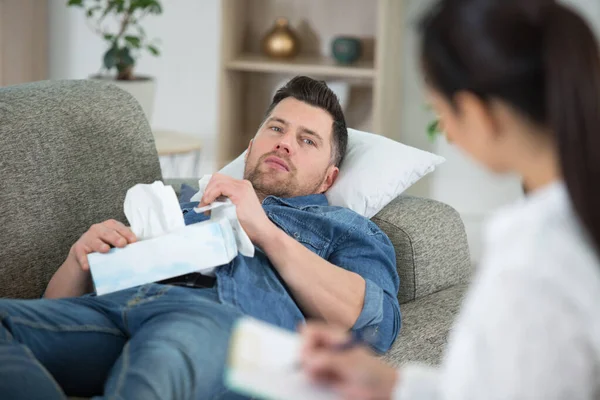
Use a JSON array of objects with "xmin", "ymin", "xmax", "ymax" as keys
[
  {"xmin": 69, "ymin": 219, "xmax": 137, "ymax": 271},
  {"xmin": 45, "ymin": 219, "xmax": 137, "ymax": 299}
]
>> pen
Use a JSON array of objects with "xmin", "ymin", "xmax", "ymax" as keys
[
  {"xmin": 331, "ymin": 328, "xmax": 372, "ymax": 351},
  {"xmin": 294, "ymin": 327, "xmax": 378, "ymax": 370}
]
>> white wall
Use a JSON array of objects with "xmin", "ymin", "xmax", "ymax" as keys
[
  {"xmin": 564, "ymin": 0, "xmax": 600, "ymax": 37},
  {"xmin": 48, "ymin": 0, "xmax": 221, "ymax": 176}
]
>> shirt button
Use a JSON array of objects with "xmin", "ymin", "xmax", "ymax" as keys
[{"xmin": 294, "ymin": 232, "xmax": 300, "ymax": 239}]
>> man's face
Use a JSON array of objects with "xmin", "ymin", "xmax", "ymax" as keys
[{"xmin": 244, "ymin": 97, "xmax": 339, "ymax": 199}]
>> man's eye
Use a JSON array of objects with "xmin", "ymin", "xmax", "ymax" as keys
[
  {"xmin": 303, "ymin": 138, "xmax": 315, "ymax": 146},
  {"xmin": 270, "ymin": 126, "xmax": 283, "ymax": 133}
]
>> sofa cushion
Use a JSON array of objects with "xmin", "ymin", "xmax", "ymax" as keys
[
  {"xmin": 0, "ymin": 80, "xmax": 162, "ymax": 299},
  {"xmin": 384, "ymin": 283, "xmax": 469, "ymax": 367}
]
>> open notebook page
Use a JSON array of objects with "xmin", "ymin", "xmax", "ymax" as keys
[{"xmin": 226, "ymin": 317, "xmax": 337, "ymax": 400}]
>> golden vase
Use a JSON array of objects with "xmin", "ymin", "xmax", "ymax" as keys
[{"xmin": 262, "ymin": 17, "xmax": 300, "ymax": 59}]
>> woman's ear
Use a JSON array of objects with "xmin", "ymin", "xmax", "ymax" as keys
[{"xmin": 454, "ymin": 91, "xmax": 500, "ymax": 140}]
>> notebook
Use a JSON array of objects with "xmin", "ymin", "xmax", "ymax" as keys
[{"xmin": 226, "ymin": 317, "xmax": 337, "ymax": 400}]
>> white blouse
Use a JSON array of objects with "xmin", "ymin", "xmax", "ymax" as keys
[{"xmin": 395, "ymin": 182, "xmax": 600, "ymax": 400}]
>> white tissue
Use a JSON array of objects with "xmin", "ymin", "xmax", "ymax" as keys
[
  {"xmin": 212, "ymin": 203, "xmax": 255, "ymax": 258},
  {"xmin": 190, "ymin": 175, "xmax": 255, "ymax": 258},
  {"xmin": 123, "ymin": 181, "xmax": 185, "ymax": 240},
  {"xmin": 190, "ymin": 175, "xmax": 211, "ymax": 202}
]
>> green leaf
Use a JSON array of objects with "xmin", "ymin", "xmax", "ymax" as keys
[
  {"xmin": 103, "ymin": 33, "xmax": 115, "ymax": 41},
  {"xmin": 129, "ymin": 0, "xmax": 162, "ymax": 13},
  {"xmin": 148, "ymin": 1, "xmax": 163, "ymax": 14},
  {"xmin": 115, "ymin": 0, "xmax": 126, "ymax": 13},
  {"xmin": 147, "ymin": 45, "xmax": 159, "ymax": 56},
  {"xmin": 124, "ymin": 35, "xmax": 142, "ymax": 48},
  {"xmin": 67, "ymin": 0, "xmax": 84, "ymax": 6},
  {"xmin": 427, "ymin": 119, "xmax": 440, "ymax": 142},
  {"xmin": 118, "ymin": 47, "xmax": 135, "ymax": 67},
  {"xmin": 86, "ymin": 6, "xmax": 102, "ymax": 17},
  {"xmin": 103, "ymin": 46, "xmax": 119, "ymax": 70}
]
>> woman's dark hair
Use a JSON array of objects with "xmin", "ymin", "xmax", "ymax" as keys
[
  {"xmin": 264, "ymin": 76, "xmax": 348, "ymax": 168},
  {"xmin": 420, "ymin": 0, "xmax": 600, "ymax": 251}
]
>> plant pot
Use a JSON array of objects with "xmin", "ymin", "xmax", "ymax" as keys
[{"xmin": 90, "ymin": 75, "xmax": 156, "ymax": 123}]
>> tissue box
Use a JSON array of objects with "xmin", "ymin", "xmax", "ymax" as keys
[{"xmin": 88, "ymin": 218, "xmax": 238, "ymax": 295}]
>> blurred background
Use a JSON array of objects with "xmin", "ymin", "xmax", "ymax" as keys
[{"xmin": 2, "ymin": 0, "xmax": 599, "ymax": 264}]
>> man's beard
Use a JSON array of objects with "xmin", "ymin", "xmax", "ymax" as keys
[{"xmin": 244, "ymin": 151, "xmax": 325, "ymax": 199}]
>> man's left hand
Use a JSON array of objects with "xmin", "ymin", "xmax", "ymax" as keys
[{"xmin": 200, "ymin": 173, "xmax": 276, "ymax": 246}]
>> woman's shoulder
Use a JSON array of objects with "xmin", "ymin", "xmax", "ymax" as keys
[{"xmin": 479, "ymin": 181, "xmax": 600, "ymax": 305}]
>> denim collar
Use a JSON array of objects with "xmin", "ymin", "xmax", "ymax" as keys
[{"xmin": 262, "ymin": 193, "xmax": 328, "ymax": 209}]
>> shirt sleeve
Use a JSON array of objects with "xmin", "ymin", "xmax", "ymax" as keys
[
  {"xmin": 395, "ymin": 269, "xmax": 595, "ymax": 400},
  {"xmin": 328, "ymin": 222, "xmax": 401, "ymax": 354}
]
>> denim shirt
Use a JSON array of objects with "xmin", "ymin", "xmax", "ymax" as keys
[{"xmin": 180, "ymin": 194, "xmax": 401, "ymax": 353}]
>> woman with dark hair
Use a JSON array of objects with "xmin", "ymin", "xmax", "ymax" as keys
[{"xmin": 300, "ymin": 0, "xmax": 600, "ymax": 398}]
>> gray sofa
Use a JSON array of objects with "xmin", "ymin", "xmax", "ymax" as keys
[{"xmin": 0, "ymin": 80, "xmax": 471, "ymax": 378}]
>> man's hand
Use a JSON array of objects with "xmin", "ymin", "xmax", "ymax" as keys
[
  {"xmin": 200, "ymin": 173, "xmax": 276, "ymax": 246},
  {"xmin": 45, "ymin": 219, "xmax": 137, "ymax": 298},
  {"xmin": 300, "ymin": 323, "xmax": 399, "ymax": 400},
  {"xmin": 69, "ymin": 219, "xmax": 137, "ymax": 271}
]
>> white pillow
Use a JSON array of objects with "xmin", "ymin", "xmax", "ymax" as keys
[{"xmin": 218, "ymin": 128, "xmax": 445, "ymax": 219}]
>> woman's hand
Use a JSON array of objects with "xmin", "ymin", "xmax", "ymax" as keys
[{"xmin": 300, "ymin": 324, "xmax": 399, "ymax": 400}]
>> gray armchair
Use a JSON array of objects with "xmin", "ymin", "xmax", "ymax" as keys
[{"xmin": 0, "ymin": 80, "xmax": 471, "ymax": 370}]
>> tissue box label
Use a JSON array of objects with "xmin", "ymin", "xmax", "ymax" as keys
[{"xmin": 88, "ymin": 219, "xmax": 238, "ymax": 295}]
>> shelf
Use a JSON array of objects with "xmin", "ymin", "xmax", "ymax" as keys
[{"xmin": 226, "ymin": 54, "xmax": 376, "ymax": 79}]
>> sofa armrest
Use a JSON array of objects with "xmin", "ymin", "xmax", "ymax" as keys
[{"xmin": 372, "ymin": 196, "xmax": 472, "ymax": 304}]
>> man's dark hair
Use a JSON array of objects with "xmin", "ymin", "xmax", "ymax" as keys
[{"xmin": 264, "ymin": 76, "xmax": 348, "ymax": 168}]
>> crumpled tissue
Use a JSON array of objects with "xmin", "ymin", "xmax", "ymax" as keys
[
  {"xmin": 190, "ymin": 175, "xmax": 254, "ymax": 258},
  {"xmin": 124, "ymin": 181, "xmax": 185, "ymax": 240},
  {"xmin": 87, "ymin": 179, "xmax": 254, "ymax": 295}
]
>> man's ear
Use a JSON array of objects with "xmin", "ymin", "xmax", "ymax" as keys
[
  {"xmin": 245, "ymin": 139, "xmax": 253, "ymax": 162},
  {"xmin": 320, "ymin": 166, "xmax": 339, "ymax": 193}
]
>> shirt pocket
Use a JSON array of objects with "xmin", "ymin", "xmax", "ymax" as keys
[{"xmin": 267, "ymin": 212, "xmax": 329, "ymax": 257}]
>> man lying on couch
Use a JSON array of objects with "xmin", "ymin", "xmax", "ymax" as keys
[{"xmin": 0, "ymin": 76, "xmax": 401, "ymax": 400}]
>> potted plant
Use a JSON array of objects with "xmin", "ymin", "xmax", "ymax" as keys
[
  {"xmin": 67, "ymin": 0, "xmax": 163, "ymax": 122},
  {"xmin": 426, "ymin": 105, "xmax": 442, "ymax": 142},
  {"xmin": 427, "ymin": 117, "xmax": 441, "ymax": 142}
]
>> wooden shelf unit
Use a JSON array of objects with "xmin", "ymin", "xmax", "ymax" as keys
[
  {"xmin": 217, "ymin": 0, "xmax": 404, "ymax": 168},
  {"xmin": 226, "ymin": 53, "xmax": 376, "ymax": 79}
]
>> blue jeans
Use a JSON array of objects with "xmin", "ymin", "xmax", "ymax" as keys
[{"xmin": 0, "ymin": 283, "xmax": 248, "ymax": 399}]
